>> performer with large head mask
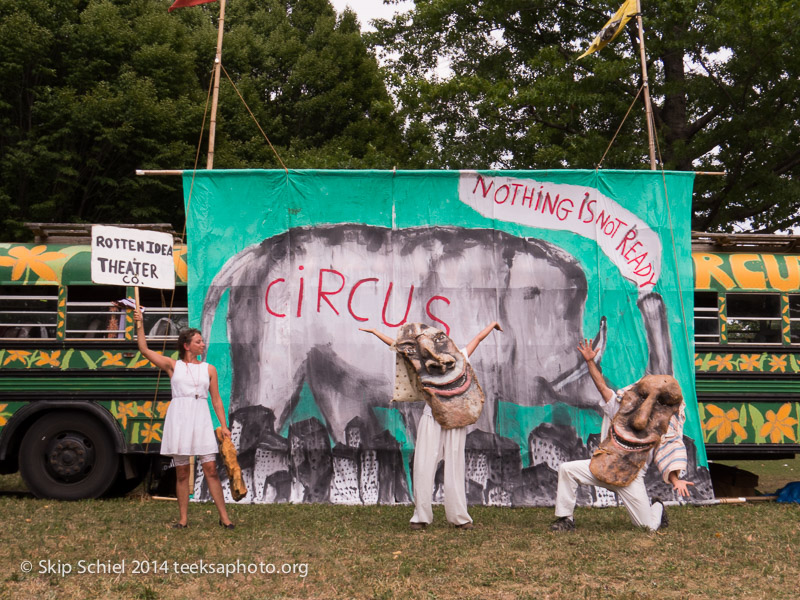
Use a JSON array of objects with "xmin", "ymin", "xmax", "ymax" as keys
[
  {"xmin": 550, "ymin": 340, "xmax": 694, "ymax": 532},
  {"xmin": 361, "ymin": 321, "xmax": 502, "ymax": 530}
]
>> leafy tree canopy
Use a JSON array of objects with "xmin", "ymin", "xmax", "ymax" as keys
[
  {"xmin": 370, "ymin": 0, "xmax": 800, "ymax": 232},
  {"xmin": 0, "ymin": 0, "xmax": 403, "ymax": 241}
]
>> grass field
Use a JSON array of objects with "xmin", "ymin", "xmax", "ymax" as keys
[{"xmin": 0, "ymin": 458, "xmax": 797, "ymax": 600}]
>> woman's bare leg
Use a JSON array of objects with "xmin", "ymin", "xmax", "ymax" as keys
[
  {"xmin": 201, "ymin": 461, "xmax": 232, "ymax": 526},
  {"xmin": 175, "ymin": 464, "xmax": 190, "ymax": 526}
]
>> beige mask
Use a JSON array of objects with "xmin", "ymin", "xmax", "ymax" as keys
[
  {"xmin": 393, "ymin": 323, "xmax": 484, "ymax": 429},
  {"xmin": 590, "ymin": 375, "xmax": 682, "ymax": 487}
]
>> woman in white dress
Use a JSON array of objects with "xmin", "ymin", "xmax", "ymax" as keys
[{"xmin": 134, "ymin": 309, "xmax": 234, "ymax": 529}]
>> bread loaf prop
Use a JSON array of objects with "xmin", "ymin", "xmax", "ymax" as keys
[{"xmin": 215, "ymin": 427, "xmax": 247, "ymax": 501}]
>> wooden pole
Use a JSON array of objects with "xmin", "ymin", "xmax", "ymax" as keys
[
  {"xmin": 135, "ymin": 169, "xmax": 184, "ymax": 176},
  {"xmin": 635, "ymin": 1, "xmax": 657, "ymax": 170},
  {"xmin": 715, "ymin": 496, "xmax": 777, "ymax": 504},
  {"xmin": 206, "ymin": 0, "xmax": 227, "ymax": 170},
  {"xmin": 136, "ymin": 283, "xmax": 196, "ymax": 499},
  {"xmin": 135, "ymin": 169, "xmax": 728, "ymax": 177}
]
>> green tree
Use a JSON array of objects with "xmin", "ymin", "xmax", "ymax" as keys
[
  {"xmin": 371, "ymin": 0, "xmax": 800, "ymax": 232},
  {"xmin": 0, "ymin": 0, "xmax": 208, "ymax": 241},
  {"xmin": 209, "ymin": 0, "xmax": 403, "ymax": 169},
  {"xmin": 0, "ymin": 0, "xmax": 403, "ymax": 241}
]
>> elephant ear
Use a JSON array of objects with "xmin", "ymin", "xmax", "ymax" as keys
[{"xmin": 201, "ymin": 244, "xmax": 261, "ymax": 342}]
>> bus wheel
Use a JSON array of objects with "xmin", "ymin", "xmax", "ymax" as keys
[{"xmin": 19, "ymin": 413, "xmax": 119, "ymax": 500}]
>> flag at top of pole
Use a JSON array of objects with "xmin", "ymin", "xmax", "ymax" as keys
[
  {"xmin": 168, "ymin": 0, "xmax": 217, "ymax": 12},
  {"xmin": 578, "ymin": 0, "xmax": 639, "ymax": 59}
]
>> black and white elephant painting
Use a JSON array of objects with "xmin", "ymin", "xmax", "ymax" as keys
[{"xmin": 193, "ymin": 224, "xmax": 712, "ymax": 505}]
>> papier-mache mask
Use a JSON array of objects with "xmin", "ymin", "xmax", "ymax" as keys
[
  {"xmin": 392, "ymin": 323, "xmax": 484, "ymax": 429},
  {"xmin": 589, "ymin": 374, "xmax": 683, "ymax": 487}
]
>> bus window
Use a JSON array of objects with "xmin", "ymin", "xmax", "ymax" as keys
[
  {"xmin": 694, "ymin": 291, "xmax": 719, "ymax": 345},
  {"xmin": 65, "ymin": 285, "xmax": 128, "ymax": 339},
  {"xmin": 791, "ymin": 295, "xmax": 800, "ymax": 344},
  {"xmin": 0, "ymin": 285, "xmax": 58, "ymax": 339},
  {"xmin": 137, "ymin": 286, "xmax": 188, "ymax": 340},
  {"xmin": 726, "ymin": 293, "xmax": 782, "ymax": 345}
]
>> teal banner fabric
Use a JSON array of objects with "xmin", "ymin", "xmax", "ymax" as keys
[{"xmin": 185, "ymin": 169, "xmax": 710, "ymax": 505}]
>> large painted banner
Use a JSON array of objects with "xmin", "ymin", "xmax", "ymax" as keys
[{"xmin": 186, "ymin": 169, "xmax": 713, "ymax": 506}]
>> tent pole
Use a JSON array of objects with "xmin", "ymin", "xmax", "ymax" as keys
[
  {"xmin": 636, "ymin": 1, "xmax": 657, "ymax": 170},
  {"xmin": 206, "ymin": 0, "xmax": 227, "ymax": 169}
]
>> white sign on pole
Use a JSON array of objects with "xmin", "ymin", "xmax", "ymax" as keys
[{"xmin": 91, "ymin": 225, "xmax": 176, "ymax": 290}]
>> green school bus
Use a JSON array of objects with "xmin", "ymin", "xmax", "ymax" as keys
[
  {"xmin": 0, "ymin": 226, "xmax": 187, "ymax": 499},
  {"xmin": 1, "ymin": 228, "xmax": 798, "ymax": 499},
  {"xmin": 693, "ymin": 233, "xmax": 800, "ymax": 460}
]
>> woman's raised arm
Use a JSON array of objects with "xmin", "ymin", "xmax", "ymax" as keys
[{"xmin": 133, "ymin": 308, "xmax": 176, "ymax": 375}]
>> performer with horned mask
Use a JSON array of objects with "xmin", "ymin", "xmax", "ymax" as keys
[{"xmin": 361, "ymin": 321, "xmax": 502, "ymax": 530}]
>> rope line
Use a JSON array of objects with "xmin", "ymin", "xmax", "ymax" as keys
[
  {"xmin": 596, "ymin": 80, "xmax": 696, "ymax": 398},
  {"xmin": 596, "ymin": 84, "xmax": 644, "ymax": 170},
  {"xmin": 143, "ymin": 68, "xmax": 215, "ymax": 455},
  {"xmin": 221, "ymin": 64, "xmax": 289, "ymax": 173},
  {"xmin": 654, "ymin": 123, "xmax": 696, "ymax": 388}
]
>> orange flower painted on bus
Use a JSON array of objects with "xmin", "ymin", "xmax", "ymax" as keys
[
  {"xmin": 156, "ymin": 401, "xmax": 169, "ymax": 419},
  {"xmin": 759, "ymin": 404, "xmax": 798, "ymax": 443},
  {"xmin": 101, "ymin": 351, "xmax": 125, "ymax": 367},
  {"xmin": 137, "ymin": 402, "xmax": 153, "ymax": 418},
  {"xmin": 115, "ymin": 401, "xmax": 137, "ymax": 429},
  {"xmin": 738, "ymin": 354, "xmax": 762, "ymax": 372},
  {"xmin": 0, "ymin": 245, "xmax": 66, "ymax": 282},
  {"xmin": 141, "ymin": 422, "xmax": 162, "ymax": 443},
  {"xmin": 0, "ymin": 404, "xmax": 11, "ymax": 426},
  {"xmin": 173, "ymin": 246, "xmax": 188, "ymax": 282},
  {"xmin": 3, "ymin": 350, "xmax": 31, "ymax": 365},
  {"xmin": 703, "ymin": 404, "xmax": 747, "ymax": 443},
  {"xmin": 35, "ymin": 351, "xmax": 61, "ymax": 367},
  {"xmin": 709, "ymin": 354, "xmax": 735, "ymax": 372},
  {"xmin": 768, "ymin": 355, "xmax": 788, "ymax": 373},
  {"xmin": 133, "ymin": 357, "xmax": 152, "ymax": 368}
]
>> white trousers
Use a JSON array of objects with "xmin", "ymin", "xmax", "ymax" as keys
[
  {"xmin": 555, "ymin": 459, "xmax": 663, "ymax": 531},
  {"xmin": 410, "ymin": 412, "xmax": 472, "ymax": 526}
]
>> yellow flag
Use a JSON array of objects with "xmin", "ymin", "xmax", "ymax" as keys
[{"xmin": 578, "ymin": 0, "xmax": 639, "ymax": 59}]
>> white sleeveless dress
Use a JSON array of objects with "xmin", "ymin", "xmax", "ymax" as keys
[{"xmin": 161, "ymin": 360, "xmax": 218, "ymax": 456}]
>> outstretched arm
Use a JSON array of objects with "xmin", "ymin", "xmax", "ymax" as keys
[
  {"xmin": 133, "ymin": 308, "xmax": 175, "ymax": 375},
  {"xmin": 577, "ymin": 338, "xmax": 613, "ymax": 403},
  {"xmin": 359, "ymin": 327, "xmax": 395, "ymax": 347},
  {"xmin": 464, "ymin": 321, "xmax": 502, "ymax": 357}
]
